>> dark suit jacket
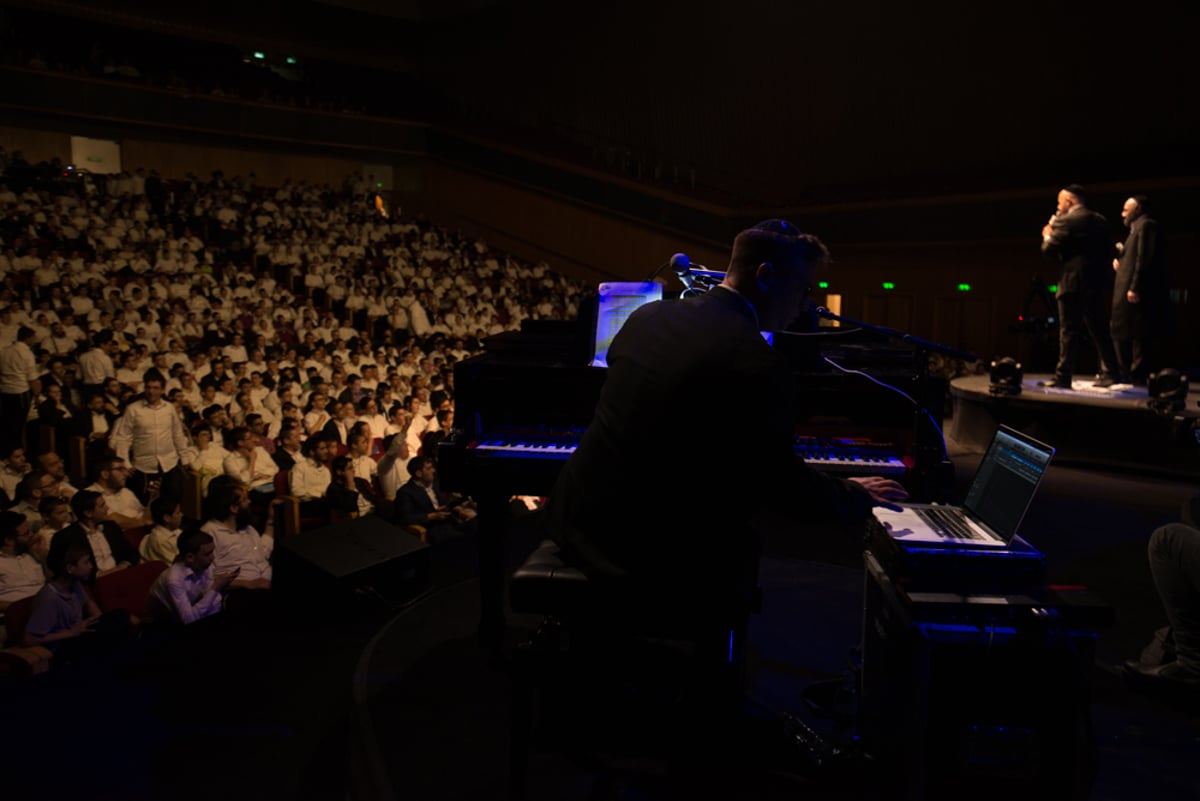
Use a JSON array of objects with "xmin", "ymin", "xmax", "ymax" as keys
[
  {"xmin": 327, "ymin": 477, "xmax": 385, "ymax": 516},
  {"xmin": 322, "ymin": 419, "xmax": 350, "ymax": 446},
  {"xmin": 548, "ymin": 286, "xmax": 872, "ymax": 584},
  {"xmin": 396, "ymin": 479, "xmax": 444, "ymax": 527},
  {"xmin": 1113, "ymin": 215, "xmax": 1168, "ymax": 336},
  {"xmin": 54, "ymin": 520, "xmax": 140, "ymax": 575},
  {"xmin": 37, "ymin": 399, "xmax": 78, "ymax": 429},
  {"xmin": 273, "ymin": 447, "xmax": 300, "ymax": 473},
  {"xmin": 73, "ymin": 408, "xmax": 117, "ymax": 441},
  {"xmin": 1042, "ymin": 205, "xmax": 1113, "ymax": 296}
]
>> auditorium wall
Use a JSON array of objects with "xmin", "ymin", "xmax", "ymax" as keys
[{"xmin": 414, "ymin": 161, "xmax": 1196, "ymax": 372}]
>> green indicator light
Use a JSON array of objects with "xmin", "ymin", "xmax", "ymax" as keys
[
  {"xmin": 376, "ymin": 182, "xmax": 383, "ymax": 188},
  {"xmin": 253, "ymin": 51, "xmax": 266, "ymax": 60},
  {"xmin": 285, "ymin": 56, "xmax": 298, "ymax": 65},
  {"xmin": 817, "ymin": 281, "xmax": 829, "ymax": 289},
  {"xmin": 882, "ymin": 282, "xmax": 895, "ymax": 290},
  {"xmin": 957, "ymin": 283, "xmax": 972, "ymax": 292},
  {"xmin": 1047, "ymin": 284, "xmax": 1058, "ymax": 293}
]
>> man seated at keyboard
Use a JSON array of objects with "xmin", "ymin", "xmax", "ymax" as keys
[{"xmin": 548, "ymin": 220, "xmax": 907, "ymax": 595}]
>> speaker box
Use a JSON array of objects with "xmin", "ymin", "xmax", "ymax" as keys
[{"xmin": 274, "ymin": 515, "xmax": 430, "ymax": 606}]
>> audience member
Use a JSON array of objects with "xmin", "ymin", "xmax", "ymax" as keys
[
  {"xmin": 0, "ymin": 510, "xmax": 46, "ymax": 611},
  {"xmin": 23, "ymin": 532, "xmax": 130, "ymax": 658},
  {"xmin": 55, "ymin": 489, "xmax": 139, "ymax": 577},
  {"xmin": 85, "ymin": 457, "xmax": 150, "ymax": 528},
  {"xmin": 138, "ymin": 496, "xmax": 184, "ymax": 564},
  {"xmin": 144, "ymin": 527, "xmax": 236, "ymax": 625},
  {"xmin": 202, "ymin": 481, "xmax": 272, "ymax": 591}
]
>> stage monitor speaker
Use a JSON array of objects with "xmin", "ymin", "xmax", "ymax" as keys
[{"xmin": 274, "ymin": 515, "xmax": 430, "ymax": 606}]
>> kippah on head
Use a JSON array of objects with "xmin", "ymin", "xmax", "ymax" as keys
[
  {"xmin": 1132, "ymin": 194, "xmax": 1150, "ymax": 212},
  {"xmin": 1063, "ymin": 183, "xmax": 1087, "ymax": 204}
]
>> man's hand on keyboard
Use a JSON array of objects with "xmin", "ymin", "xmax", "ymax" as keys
[{"xmin": 849, "ymin": 476, "xmax": 909, "ymax": 512}]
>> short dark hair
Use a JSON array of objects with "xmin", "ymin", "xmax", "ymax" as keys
[
  {"xmin": 330, "ymin": 455, "xmax": 352, "ymax": 475},
  {"xmin": 224, "ymin": 426, "xmax": 250, "ymax": 450},
  {"xmin": 206, "ymin": 478, "xmax": 245, "ymax": 523},
  {"xmin": 46, "ymin": 533, "xmax": 92, "ymax": 578},
  {"xmin": 150, "ymin": 496, "xmax": 180, "ymax": 528},
  {"xmin": 71, "ymin": 489, "xmax": 102, "ymax": 519},
  {"xmin": 407, "ymin": 455, "xmax": 434, "ymax": 475},
  {"xmin": 1063, "ymin": 183, "xmax": 1087, "ymax": 204},
  {"xmin": 0, "ymin": 510, "xmax": 27, "ymax": 543},
  {"xmin": 177, "ymin": 526, "xmax": 213, "ymax": 559},
  {"xmin": 39, "ymin": 494, "xmax": 68, "ymax": 517},
  {"xmin": 728, "ymin": 220, "xmax": 829, "ymax": 282}
]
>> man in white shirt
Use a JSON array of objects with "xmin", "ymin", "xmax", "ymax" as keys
[
  {"xmin": 0, "ymin": 326, "xmax": 38, "ymax": 452},
  {"xmin": 222, "ymin": 426, "xmax": 279, "ymax": 494},
  {"xmin": 78, "ymin": 329, "xmax": 118, "ymax": 397},
  {"xmin": 0, "ymin": 510, "xmax": 46, "ymax": 611},
  {"xmin": 109, "ymin": 376, "xmax": 196, "ymax": 503},
  {"xmin": 85, "ymin": 457, "xmax": 150, "ymax": 530},
  {"xmin": 202, "ymin": 481, "xmax": 272, "ymax": 591}
]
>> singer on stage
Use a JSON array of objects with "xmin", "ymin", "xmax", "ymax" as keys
[
  {"xmin": 547, "ymin": 219, "xmax": 907, "ymax": 594},
  {"xmin": 1112, "ymin": 195, "xmax": 1168, "ymax": 385},
  {"xmin": 1040, "ymin": 184, "xmax": 1122, "ymax": 388}
]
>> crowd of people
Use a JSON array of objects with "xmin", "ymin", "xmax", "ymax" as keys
[{"xmin": 0, "ymin": 160, "xmax": 588, "ymax": 662}]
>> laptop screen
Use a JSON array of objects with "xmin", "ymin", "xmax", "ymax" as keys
[
  {"xmin": 591, "ymin": 282, "xmax": 662, "ymax": 367},
  {"xmin": 963, "ymin": 426, "xmax": 1056, "ymax": 541}
]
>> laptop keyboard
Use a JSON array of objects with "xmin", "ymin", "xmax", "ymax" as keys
[{"xmin": 917, "ymin": 507, "xmax": 985, "ymax": 540}]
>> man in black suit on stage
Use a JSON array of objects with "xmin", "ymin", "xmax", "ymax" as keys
[
  {"xmin": 1111, "ymin": 195, "xmax": 1168, "ymax": 386},
  {"xmin": 1039, "ymin": 184, "xmax": 1123, "ymax": 388},
  {"xmin": 548, "ymin": 219, "xmax": 907, "ymax": 593}
]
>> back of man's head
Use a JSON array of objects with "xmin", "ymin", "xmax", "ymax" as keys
[{"xmin": 727, "ymin": 219, "xmax": 828, "ymax": 284}]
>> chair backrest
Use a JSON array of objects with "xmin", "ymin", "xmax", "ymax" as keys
[
  {"xmin": 3, "ymin": 594, "xmax": 37, "ymax": 647},
  {"xmin": 68, "ymin": 435, "xmax": 88, "ymax": 486},
  {"xmin": 123, "ymin": 524, "xmax": 151, "ymax": 551},
  {"xmin": 274, "ymin": 468, "xmax": 291, "ymax": 497},
  {"xmin": 93, "ymin": 561, "xmax": 168, "ymax": 617},
  {"xmin": 38, "ymin": 423, "xmax": 56, "ymax": 456},
  {"xmin": 181, "ymin": 467, "xmax": 204, "ymax": 521}
]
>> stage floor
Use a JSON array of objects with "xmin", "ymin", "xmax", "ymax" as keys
[{"xmin": 949, "ymin": 374, "xmax": 1200, "ymax": 479}]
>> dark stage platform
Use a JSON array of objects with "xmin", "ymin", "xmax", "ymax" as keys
[{"xmin": 950, "ymin": 374, "xmax": 1200, "ymax": 480}]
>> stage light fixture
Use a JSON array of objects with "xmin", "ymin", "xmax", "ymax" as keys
[
  {"xmin": 989, "ymin": 356, "xmax": 1023, "ymax": 396},
  {"xmin": 1148, "ymin": 368, "xmax": 1189, "ymax": 413}
]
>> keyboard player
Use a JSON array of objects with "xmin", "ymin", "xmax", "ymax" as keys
[{"xmin": 547, "ymin": 220, "xmax": 908, "ymax": 596}]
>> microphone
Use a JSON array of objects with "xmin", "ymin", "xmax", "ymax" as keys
[{"xmin": 670, "ymin": 253, "xmax": 694, "ymax": 290}]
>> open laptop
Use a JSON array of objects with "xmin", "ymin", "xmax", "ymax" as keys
[{"xmin": 873, "ymin": 426, "xmax": 1055, "ymax": 548}]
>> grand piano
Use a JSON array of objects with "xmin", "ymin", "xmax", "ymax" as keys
[{"xmin": 440, "ymin": 317, "xmax": 954, "ymax": 646}]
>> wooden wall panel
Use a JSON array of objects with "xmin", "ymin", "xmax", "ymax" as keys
[
  {"xmin": 412, "ymin": 162, "xmax": 730, "ymax": 284},
  {"xmin": 0, "ymin": 126, "xmax": 71, "ymax": 164},
  {"xmin": 120, "ymin": 140, "xmax": 362, "ymax": 188}
]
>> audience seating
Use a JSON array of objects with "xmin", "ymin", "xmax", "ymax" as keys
[
  {"xmin": 2, "ymin": 595, "xmax": 36, "ymax": 648},
  {"xmin": 93, "ymin": 560, "xmax": 167, "ymax": 620}
]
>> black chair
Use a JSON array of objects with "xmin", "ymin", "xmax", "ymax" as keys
[{"xmin": 507, "ymin": 534, "xmax": 761, "ymax": 798}]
